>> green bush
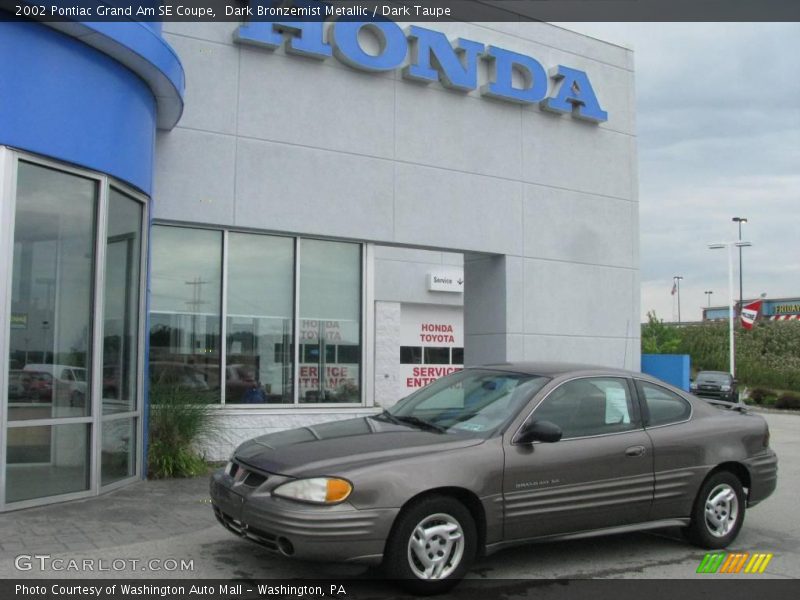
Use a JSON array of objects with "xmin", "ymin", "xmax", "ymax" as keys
[
  {"xmin": 643, "ymin": 318, "xmax": 800, "ymax": 393},
  {"xmin": 748, "ymin": 388, "xmax": 771, "ymax": 405},
  {"xmin": 148, "ymin": 384, "xmax": 217, "ymax": 478},
  {"xmin": 775, "ymin": 394, "xmax": 800, "ymax": 410}
]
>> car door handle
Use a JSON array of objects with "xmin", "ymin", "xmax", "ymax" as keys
[{"xmin": 625, "ymin": 445, "xmax": 646, "ymax": 457}]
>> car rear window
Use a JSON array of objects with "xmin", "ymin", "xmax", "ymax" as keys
[{"xmin": 638, "ymin": 381, "xmax": 692, "ymax": 427}]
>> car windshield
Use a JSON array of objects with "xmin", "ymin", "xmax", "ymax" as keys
[
  {"xmin": 696, "ymin": 372, "xmax": 731, "ymax": 384},
  {"xmin": 383, "ymin": 369, "xmax": 549, "ymax": 437}
]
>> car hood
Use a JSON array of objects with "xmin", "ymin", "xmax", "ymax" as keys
[{"xmin": 234, "ymin": 416, "xmax": 485, "ymax": 477}]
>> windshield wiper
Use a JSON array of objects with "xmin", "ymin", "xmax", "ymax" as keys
[
  {"xmin": 393, "ymin": 415, "xmax": 447, "ymax": 433},
  {"xmin": 374, "ymin": 410, "xmax": 402, "ymax": 425},
  {"xmin": 374, "ymin": 410, "xmax": 447, "ymax": 433}
]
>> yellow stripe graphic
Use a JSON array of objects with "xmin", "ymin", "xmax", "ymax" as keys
[{"xmin": 758, "ymin": 554, "xmax": 773, "ymax": 573}]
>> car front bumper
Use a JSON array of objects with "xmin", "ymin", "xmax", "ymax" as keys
[{"xmin": 210, "ymin": 467, "xmax": 398, "ymax": 565}]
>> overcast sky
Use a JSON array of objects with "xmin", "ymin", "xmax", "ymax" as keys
[{"xmin": 556, "ymin": 23, "xmax": 800, "ymax": 323}]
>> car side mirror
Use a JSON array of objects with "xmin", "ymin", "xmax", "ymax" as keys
[{"xmin": 516, "ymin": 420, "xmax": 562, "ymax": 444}]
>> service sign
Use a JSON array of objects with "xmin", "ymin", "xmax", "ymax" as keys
[
  {"xmin": 427, "ymin": 270, "xmax": 464, "ymax": 293},
  {"xmin": 400, "ymin": 304, "xmax": 463, "ymax": 392}
]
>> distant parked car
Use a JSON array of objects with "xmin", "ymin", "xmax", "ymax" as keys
[
  {"xmin": 691, "ymin": 371, "xmax": 739, "ymax": 403},
  {"xmin": 149, "ymin": 361, "xmax": 210, "ymax": 391},
  {"xmin": 211, "ymin": 363, "xmax": 777, "ymax": 593},
  {"xmin": 24, "ymin": 363, "xmax": 87, "ymax": 406}
]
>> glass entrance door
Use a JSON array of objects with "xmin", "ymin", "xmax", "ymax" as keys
[{"xmin": 2, "ymin": 154, "xmax": 146, "ymax": 509}]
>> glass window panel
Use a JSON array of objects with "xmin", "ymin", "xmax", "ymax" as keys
[
  {"xmin": 298, "ymin": 240, "xmax": 361, "ymax": 403},
  {"xmin": 424, "ymin": 347, "xmax": 450, "ymax": 365},
  {"xmin": 639, "ymin": 381, "xmax": 692, "ymax": 427},
  {"xmin": 533, "ymin": 378, "xmax": 639, "ymax": 439},
  {"xmin": 149, "ymin": 226, "xmax": 221, "ymax": 404},
  {"xmin": 5, "ymin": 422, "xmax": 90, "ymax": 503},
  {"xmin": 400, "ymin": 346, "xmax": 422, "ymax": 365},
  {"xmin": 7, "ymin": 162, "xmax": 96, "ymax": 421},
  {"xmin": 101, "ymin": 417, "xmax": 137, "ymax": 486},
  {"xmin": 225, "ymin": 233, "xmax": 294, "ymax": 404},
  {"xmin": 452, "ymin": 347, "xmax": 464, "ymax": 365},
  {"xmin": 102, "ymin": 189, "xmax": 143, "ymax": 415}
]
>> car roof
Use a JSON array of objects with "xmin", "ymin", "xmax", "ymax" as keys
[{"xmin": 468, "ymin": 362, "xmax": 637, "ymax": 378}]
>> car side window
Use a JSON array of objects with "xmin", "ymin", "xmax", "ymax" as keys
[
  {"xmin": 532, "ymin": 377, "xmax": 639, "ymax": 439},
  {"xmin": 638, "ymin": 381, "xmax": 691, "ymax": 427}
]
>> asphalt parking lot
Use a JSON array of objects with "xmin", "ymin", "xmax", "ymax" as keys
[{"xmin": 0, "ymin": 411, "xmax": 797, "ymax": 582}]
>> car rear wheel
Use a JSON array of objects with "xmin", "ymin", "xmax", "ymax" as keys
[
  {"xmin": 686, "ymin": 471, "xmax": 745, "ymax": 548},
  {"xmin": 384, "ymin": 495, "xmax": 476, "ymax": 594}
]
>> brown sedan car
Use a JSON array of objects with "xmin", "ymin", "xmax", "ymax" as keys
[{"xmin": 210, "ymin": 363, "xmax": 778, "ymax": 592}]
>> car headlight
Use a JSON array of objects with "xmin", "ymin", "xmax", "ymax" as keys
[
  {"xmin": 690, "ymin": 383, "xmax": 697, "ymax": 390},
  {"xmin": 273, "ymin": 477, "xmax": 353, "ymax": 504},
  {"xmin": 721, "ymin": 384, "xmax": 731, "ymax": 391}
]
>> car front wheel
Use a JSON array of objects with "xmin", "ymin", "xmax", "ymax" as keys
[
  {"xmin": 384, "ymin": 495, "xmax": 476, "ymax": 594},
  {"xmin": 686, "ymin": 471, "xmax": 745, "ymax": 548}
]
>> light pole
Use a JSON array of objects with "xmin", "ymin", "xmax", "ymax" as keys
[
  {"xmin": 704, "ymin": 290, "xmax": 713, "ymax": 307},
  {"xmin": 674, "ymin": 276, "xmax": 683, "ymax": 324},
  {"xmin": 732, "ymin": 217, "xmax": 747, "ymax": 313},
  {"xmin": 708, "ymin": 241, "xmax": 752, "ymax": 377}
]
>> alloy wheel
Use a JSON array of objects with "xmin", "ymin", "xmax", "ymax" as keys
[{"xmin": 406, "ymin": 512, "xmax": 465, "ymax": 580}]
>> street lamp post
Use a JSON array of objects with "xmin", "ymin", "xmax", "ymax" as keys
[
  {"xmin": 674, "ymin": 275, "xmax": 683, "ymax": 324},
  {"xmin": 704, "ymin": 290, "xmax": 713, "ymax": 307},
  {"xmin": 732, "ymin": 217, "xmax": 747, "ymax": 313},
  {"xmin": 708, "ymin": 241, "xmax": 752, "ymax": 377}
]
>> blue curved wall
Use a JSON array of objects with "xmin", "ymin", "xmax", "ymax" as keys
[{"xmin": 0, "ymin": 19, "xmax": 184, "ymax": 194}]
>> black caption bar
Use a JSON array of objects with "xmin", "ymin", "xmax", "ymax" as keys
[
  {"xmin": 2, "ymin": 580, "xmax": 800, "ymax": 600},
  {"xmin": 1, "ymin": 0, "xmax": 800, "ymax": 22}
]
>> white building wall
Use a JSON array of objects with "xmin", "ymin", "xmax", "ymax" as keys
[{"xmin": 152, "ymin": 20, "xmax": 638, "ymax": 457}]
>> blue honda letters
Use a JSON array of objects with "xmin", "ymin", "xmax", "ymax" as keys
[{"xmin": 236, "ymin": 19, "xmax": 608, "ymax": 123}]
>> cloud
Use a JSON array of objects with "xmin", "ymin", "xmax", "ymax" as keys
[{"xmin": 557, "ymin": 22, "xmax": 800, "ymax": 322}]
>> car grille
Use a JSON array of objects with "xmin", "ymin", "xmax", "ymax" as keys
[{"xmin": 213, "ymin": 506, "xmax": 281, "ymax": 553}]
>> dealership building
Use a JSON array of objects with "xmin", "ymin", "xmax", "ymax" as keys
[{"xmin": 0, "ymin": 13, "xmax": 638, "ymax": 510}]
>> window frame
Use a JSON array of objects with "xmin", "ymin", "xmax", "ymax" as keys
[{"xmin": 150, "ymin": 222, "xmax": 369, "ymax": 409}]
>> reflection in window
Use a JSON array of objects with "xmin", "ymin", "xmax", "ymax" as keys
[
  {"xmin": 7, "ymin": 162, "xmax": 97, "ymax": 422},
  {"xmin": 149, "ymin": 226, "xmax": 222, "ymax": 404},
  {"xmin": 226, "ymin": 233, "xmax": 293, "ymax": 404},
  {"xmin": 5, "ymin": 423, "xmax": 90, "ymax": 503},
  {"xmin": 102, "ymin": 189, "xmax": 142, "ymax": 415},
  {"xmin": 101, "ymin": 417, "xmax": 136, "ymax": 486},
  {"xmin": 298, "ymin": 240, "xmax": 361, "ymax": 403},
  {"xmin": 533, "ymin": 378, "xmax": 638, "ymax": 439}
]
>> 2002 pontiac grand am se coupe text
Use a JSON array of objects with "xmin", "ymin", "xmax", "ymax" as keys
[{"xmin": 210, "ymin": 363, "xmax": 778, "ymax": 593}]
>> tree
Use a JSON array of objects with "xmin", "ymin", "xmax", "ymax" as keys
[{"xmin": 641, "ymin": 311, "xmax": 682, "ymax": 354}]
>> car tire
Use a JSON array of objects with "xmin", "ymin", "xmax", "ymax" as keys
[
  {"xmin": 685, "ymin": 471, "xmax": 745, "ymax": 549},
  {"xmin": 384, "ymin": 495, "xmax": 476, "ymax": 594}
]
